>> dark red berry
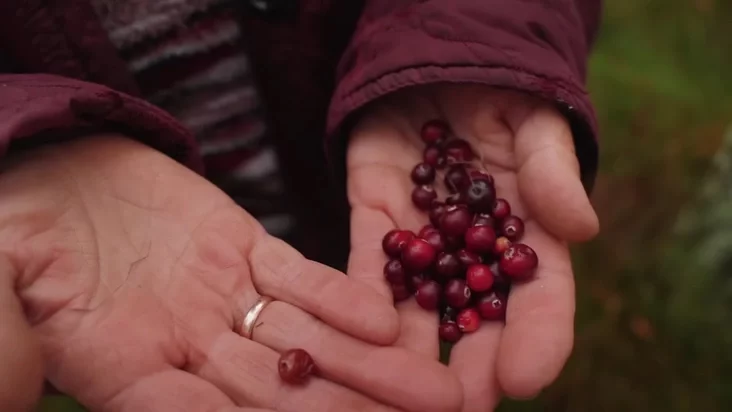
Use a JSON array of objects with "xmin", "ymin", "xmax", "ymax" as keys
[
  {"xmin": 440, "ymin": 205, "xmax": 472, "ymax": 237},
  {"xmin": 457, "ymin": 249, "xmax": 483, "ymax": 267},
  {"xmin": 418, "ymin": 224, "xmax": 438, "ymax": 238},
  {"xmin": 429, "ymin": 203, "xmax": 447, "ymax": 227},
  {"xmin": 411, "ymin": 163, "xmax": 436, "ymax": 185},
  {"xmin": 456, "ymin": 308, "xmax": 481, "ymax": 333},
  {"xmin": 412, "ymin": 185, "xmax": 437, "ymax": 211},
  {"xmin": 466, "ymin": 264, "xmax": 495, "ymax": 292},
  {"xmin": 278, "ymin": 349, "xmax": 315, "ymax": 384},
  {"xmin": 444, "ymin": 165, "xmax": 471, "ymax": 193},
  {"xmin": 464, "ymin": 179, "xmax": 496, "ymax": 213},
  {"xmin": 438, "ymin": 322, "xmax": 463, "ymax": 343},
  {"xmin": 465, "ymin": 226, "xmax": 497, "ymax": 254},
  {"xmin": 402, "ymin": 238, "xmax": 437, "ymax": 271},
  {"xmin": 421, "ymin": 120, "xmax": 449, "ymax": 144},
  {"xmin": 415, "ymin": 280, "xmax": 442, "ymax": 310},
  {"xmin": 423, "ymin": 146, "xmax": 446, "ymax": 169},
  {"xmin": 494, "ymin": 236, "xmax": 512, "ymax": 255},
  {"xmin": 384, "ymin": 259, "xmax": 406, "ymax": 284},
  {"xmin": 444, "ymin": 279, "xmax": 472, "ymax": 309},
  {"xmin": 382, "ymin": 230, "xmax": 415, "ymax": 258},
  {"xmin": 501, "ymin": 216, "xmax": 525, "ymax": 240},
  {"xmin": 391, "ymin": 282, "xmax": 411, "ymax": 302},
  {"xmin": 422, "ymin": 230, "xmax": 446, "ymax": 255},
  {"xmin": 473, "ymin": 213, "xmax": 495, "ymax": 227},
  {"xmin": 445, "ymin": 191, "xmax": 467, "ymax": 205},
  {"xmin": 499, "ymin": 244, "xmax": 538, "ymax": 280},
  {"xmin": 435, "ymin": 252, "xmax": 463, "ymax": 278},
  {"xmin": 477, "ymin": 291, "xmax": 507, "ymax": 321},
  {"xmin": 492, "ymin": 199, "xmax": 511, "ymax": 220},
  {"xmin": 444, "ymin": 140, "xmax": 475, "ymax": 164}
]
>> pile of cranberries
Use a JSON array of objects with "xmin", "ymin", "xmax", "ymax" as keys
[{"xmin": 382, "ymin": 119, "xmax": 539, "ymax": 343}]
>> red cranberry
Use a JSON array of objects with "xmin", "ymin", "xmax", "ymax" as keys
[
  {"xmin": 384, "ymin": 259, "xmax": 406, "ymax": 284},
  {"xmin": 415, "ymin": 280, "xmax": 442, "ymax": 310},
  {"xmin": 456, "ymin": 308, "xmax": 481, "ymax": 333},
  {"xmin": 391, "ymin": 282, "xmax": 411, "ymax": 302},
  {"xmin": 465, "ymin": 226, "xmax": 497, "ymax": 254},
  {"xmin": 423, "ymin": 145, "xmax": 446, "ymax": 169},
  {"xmin": 429, "ymin": 203, "xmax": 447, "ymax": 227},
  {"xmin": 464, "ymin": 179, "xmax": 496, "ymax": 213},
  {"xmin": 494, "ymin": 236, "xmax": 512, "ymax": 255},
  {"xmin": 382, "ymin": 230, "xmax": 415, "ymax": 258},
  {"xmin": 440, "ymin": 205, "xmax": 472, "ymax": 237},
  {"xmin": 445, "ymin": 191, "xmax": 467, "ymax": 205},
  {"xmin": 444, "ymin": 140, "xmax": 475, "ymax": 164},
  {"xmin": 438, "ymin": 322, "xmax": 463, "ymax": 343},
  {"xmin": 412, "ymin": 185, "xmax": 437, "ymax": 211},
  {"xmin": 278, "ymin": 349, "xmax": 316, "ymax": 384},
  {"xmin": 477, "ymin": 291, "xmax": 507, "ymax": 321},
  {"xmin": 435, "ymin": 252, "xmax": 463, "ymax": 278},
  {"xmin": 418, "ymin": 224, "xmax": 438, "ymax": 238},
  {"xmin": 473, "ymin": 213, "xmax": 495, "ymax": 227},
  {"xmin": 402, "ymin": 238, "xmax": 437, "ymax": 271},
  {"xmin": 421, "ymin": 119, "xmax": 449, "ymax": 145},
  {"xmin": 501, "ymin": 216, "xmax": 525, "ymax": 240},
  {"xmin": 492, "ymin": 199, "xmax": 511, "ymax": 220},
  {"xmin": 466, "ymin": 264, "xmax": 495, "ymax": 292},
  {"xmin": 444, "ymin": 279, "xmax": 472, "ymax": 309},
  {"xmin": 499, "ymin": 244, "xmax": 538, "ymax": 280},
  {"xmin": 444, "ymin": 165, "xmax": 471, "ymax": 193},
  {"xmin": 411, "ymin": 163, "xmax": 436, "ymax": 185},
  {"xmin": 457, "ymin": 249, "xmax": 483, "ymax": 267},
  {"xmin": 421, "ymin": 230, "xmax": 446, "ymax": 255}
]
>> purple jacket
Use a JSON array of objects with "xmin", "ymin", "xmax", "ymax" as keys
[{"xmin": 0, "ymin": 0, "xmax": 601, "ymax": 266}]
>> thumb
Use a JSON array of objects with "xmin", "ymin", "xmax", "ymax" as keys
[
  {"xmin": 512, "ymin": 105, "xmax": 599, "ymax": 242},
  {"xmin": 0, "ymin": 257, "xmax": 44, "ymax": 411}
]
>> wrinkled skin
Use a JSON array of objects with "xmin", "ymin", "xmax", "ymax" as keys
[
  {"xmin": 347, "ymin": 85, "xmax": 599, "ymax": 412},
  {"xmin": 0, "ymin": 136, "xmax": 463, "ymax": 412}
]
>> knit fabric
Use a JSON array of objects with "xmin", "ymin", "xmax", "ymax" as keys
[{"xmin": 90, "ymin": 0, "xmax": 296, "ymax": 238}]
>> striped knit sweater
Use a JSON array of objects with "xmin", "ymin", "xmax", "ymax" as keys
[{"xmin": 90, "ymin": 0, "xmax": 297, "ymax": 239}]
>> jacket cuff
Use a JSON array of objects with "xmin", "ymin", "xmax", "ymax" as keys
[
  {"xmin": 327, "ymin": 1, "xmax": 599, "ymax": 192},
  {"xmin": 0, "ymin": 74, "xmax": 203, "ymax": 173}
]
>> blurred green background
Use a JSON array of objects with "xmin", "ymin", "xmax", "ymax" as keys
[{"xmin": 39, "ymin": 1, "xmax": 732, "ymax": 411}]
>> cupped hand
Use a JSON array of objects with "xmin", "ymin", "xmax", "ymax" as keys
[
  {"xmin": 0, "ymin": 135, "xmax": 462, "ymax": 412},
  {"xmin": 347, "ymin": 85, "xmax": 599, "ymax": 411}
]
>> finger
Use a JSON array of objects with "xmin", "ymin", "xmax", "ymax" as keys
[
  {"xmin": 254, "ymin": 301, "xmax": 463, "ymax": 412},
  {"xmin": 449, "ymin": 324, "xmax": 504, "ymax": 412},
  {"xmin": 249, "ymin": 235, "xmax": 399, "ymax": 345},
  {"xmin": 512, "ymin": 105, "xmax": 599, "ymax": 242},
  {"xmin": 0, "ymin": 259, "xmax": 44, "ymax": 412},
  {"xmin": 496, "ymin": 221, "xmax": 575, "ymax": 399},
  {"xmin": 192, "ymin": 332, "xmax": 401, "ymax": 412},
  {"xmin": 103, "ymin": 368, "xmax": 246, "ymax": 412}
]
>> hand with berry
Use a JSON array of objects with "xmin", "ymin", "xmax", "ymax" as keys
[
  {"xmin": 347, "ymin": 85, "xmax": 599, "ymax": 411},
  {"xmin": 0, "ymin": 135, "xmax": 462, "ymax": 412}
]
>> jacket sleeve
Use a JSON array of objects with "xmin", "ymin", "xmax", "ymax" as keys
[
  {"xmin": 327, "ymin": 0, "xmax": 602, "ymax": 192},
  {"xmin": 0, "ymin": 74, "xmax": 204, "ymax": 174}
]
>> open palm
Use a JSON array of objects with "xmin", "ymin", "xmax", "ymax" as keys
[{"xmin": 347, "ymin": 85, "xmax": 599, "ymax": 412}]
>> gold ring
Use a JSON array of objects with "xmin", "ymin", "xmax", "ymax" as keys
[{"xmin": 239, "ymin": 296, "xmax": 273, "ymax": 339}]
